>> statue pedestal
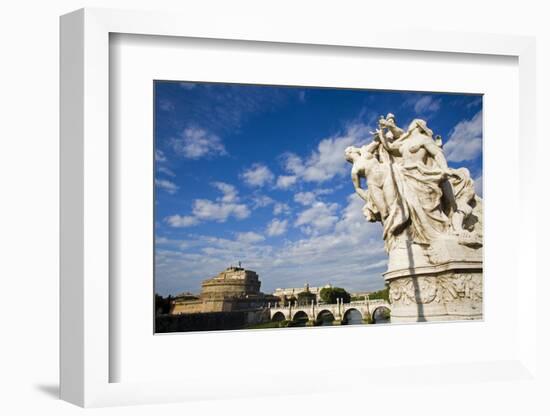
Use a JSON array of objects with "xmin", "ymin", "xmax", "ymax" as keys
[{"xmin": 384, "ymin": 236, "xmax": 483, "ymax": 323}]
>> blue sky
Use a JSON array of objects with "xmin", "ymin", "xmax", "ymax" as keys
[{"xmin": 154, "ymin": 81, "xmax": 483, "ymax": 296}]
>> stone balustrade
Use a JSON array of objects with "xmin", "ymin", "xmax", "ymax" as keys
[{"xmin": 268, "ymin": 299, "xmax": 391, "ymax": 323}]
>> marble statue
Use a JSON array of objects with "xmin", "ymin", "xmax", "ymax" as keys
[{"xmin": 346, "ymin": 113, "xmax": 483, "ymax": 322}]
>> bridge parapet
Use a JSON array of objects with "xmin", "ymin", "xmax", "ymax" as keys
[{"xmin": 268, "ymin": 300, "xmax": 391, "ymax": 322}]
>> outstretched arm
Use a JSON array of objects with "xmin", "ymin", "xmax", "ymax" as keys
[{"xmin": 362, "ymin": 140, "xmax": 379, "ymax": 155}]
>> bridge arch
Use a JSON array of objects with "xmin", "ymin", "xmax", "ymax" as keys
[
  {"xmin": 315, "ymin": 309, "xmax": 336, "ymax": 326},
  {"xmin": 342, "ymin": 308, "xmax": 363, "ymax": 325},
  {"xmin": 371, "ymin": 306, "xmax": 391, "ymax": 324},
  {"xmin": 272, "ymin": 311, "xmax": 286, "ymax": 322},
  {"xmin": 292, "ymin": 310, "xmax": 310, "ymax": 326}
]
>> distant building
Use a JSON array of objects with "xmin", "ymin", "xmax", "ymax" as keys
[
  {"xmin": 273, "ymin": 283, "xmax": 333, "ymax": 302},
  {"xmin": 350, "ymin": 291, "xmax": 372, "ymax": 299},
  {"xmin": 171, "ymin": 266, "xmax": 279, "ymax": 315}
]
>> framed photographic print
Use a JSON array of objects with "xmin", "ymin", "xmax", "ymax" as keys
[{"xmin": 60, "ymin": 7, "xmax": 538, "ymax": 408}]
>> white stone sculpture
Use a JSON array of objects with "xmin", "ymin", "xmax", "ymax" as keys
[{"xmin": 346, "ymin": 113, "xmax": 483, "ymax": 322}]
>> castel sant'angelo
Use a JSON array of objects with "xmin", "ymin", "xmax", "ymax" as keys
[{"xmin": 171, "ymin": 265, "xmax": 279, "ymax": 315}]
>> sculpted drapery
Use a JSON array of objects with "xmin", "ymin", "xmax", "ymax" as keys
[{"xmin": 345, "ymin": 114, "xmax": 482, "ymax": 252}]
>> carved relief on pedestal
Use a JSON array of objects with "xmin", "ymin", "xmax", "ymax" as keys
[
  {"xmin": 388, "ymin": 273, "xmax": 483, "ymax": 306},
  {"xmin": 388, "ymin": 276, "xmax": 437, "ymax": 305},
  {"xmin": 436, "ymin": 273, "xmax": 483, "ymax": 303}
]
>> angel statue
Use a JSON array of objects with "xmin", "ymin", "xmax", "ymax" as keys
[{"xmin": 346, "ymin": 113, "xmax": 482, "ymax": 252}]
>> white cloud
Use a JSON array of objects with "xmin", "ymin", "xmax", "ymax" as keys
[
  {"xmin": 165, "ymin": 215, "xmax": 199, "ymax": 228},
  {"xmin": 165, "ymin": 182, "xmax": 249, "ymax": 227},
  {"xmin": 334, "ymin": 193, "xmax": 368, "ymax": 234},
  {"xmin": 275, "ymin": 175, "xmax": 297, "ymax": 189},
  {"xmin": 192, "ymin": 199, "xmax": 249, "ymax": 222},
  {"xmin": 158, "ymin": 165, "xmax": 175, "ymax": 177},
  {"xmin": 467, "ymin": 96, "xmax": 482, "ymax": 108},
  {"xmin": 155, "ymin": 150, "xmax": 167, "ymax": 162},
  {"xmin": 155, "ymin": 237, "xmax": 172, "ymax": 245},
  {"xmin": 156, "ymin": 149, "xmax": 176, "ymax": 177},
  {"xmin": 295, "ymin": 201, "xmax": 339, "ymax": 234},
  {"xmin": 170, "ymin": 127, "xmax": 227, "ymax": 159},
  {"xmin": 211, "ymin": 181, "xmax": 238, "ymax": 203},
  {"xmin": 294, "ymin": 191, "xmax": 317, "ymax": 206},
  {"xmin": 159, "ymin": 99, "xmax": 175, "ymax": 111},
  {"xmin": 266, "ymin": 219, "xmax": 288, "ymax": 237},
  {"xmin": 293, "ymin": 189, "xmax": 334, "ymax": 206},
  {"xmin": 403, "ymin": 94, "xmax": 441, "ymax": 115},
  {"xmin": 236, "ymin": 231, "xmax": 265, "ymax": 244},
  {"xmin": 241, "ymin": 163, "xmax": 274, "ymax": 187},
  {"xmin": 280, "ymin": 122, "xmax": 370, "ymax": 184},
  {"xmin": 413, "ymin": 95, "xmax": 441, "ymax": 114},
  {"xmin": 252, "ymin": 195, "xmax": 275, "ymax": 208},
  {"xmin": 316, "ymin": 188, "xmax": 334, "ymax": 195},
  {"xmin": 273, "ymin": 203, "xmax": 291, "ymax": 216},
  {"xmin": 443, "ymin": 111, "xmax": 482, "ymax": 162},
  {"xmin": 155, "ymin": 179, "xmax": 179, "ymax": 194},
  {"xmin": 281, "ymin": 153, "xmax": 304, "ymax": 175}
]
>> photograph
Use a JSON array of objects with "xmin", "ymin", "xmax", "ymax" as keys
[{"xmin": 153, "ymin": 81, "xmax": 483, "ymax": 333}]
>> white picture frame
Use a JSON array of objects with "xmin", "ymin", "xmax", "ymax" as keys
[{"xmin": 60, "ymin": 7, "xmax": 538, "ymax": 408}]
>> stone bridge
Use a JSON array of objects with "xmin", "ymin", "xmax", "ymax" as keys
[{"xmin": 268, "ymin": 299, "xmax": 391, "ymax": 325}]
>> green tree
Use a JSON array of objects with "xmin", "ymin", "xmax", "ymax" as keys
[
  {"xmin": 319, "ymin": 287, "xmax": 351, "ymax": 304},
  {"xmin": 368, "ymin": 286, "xmax": 390, "ymax": 301},
  {"xmin": 155, "ymin": 294, "xmax": 173, "ymax": 315}
]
